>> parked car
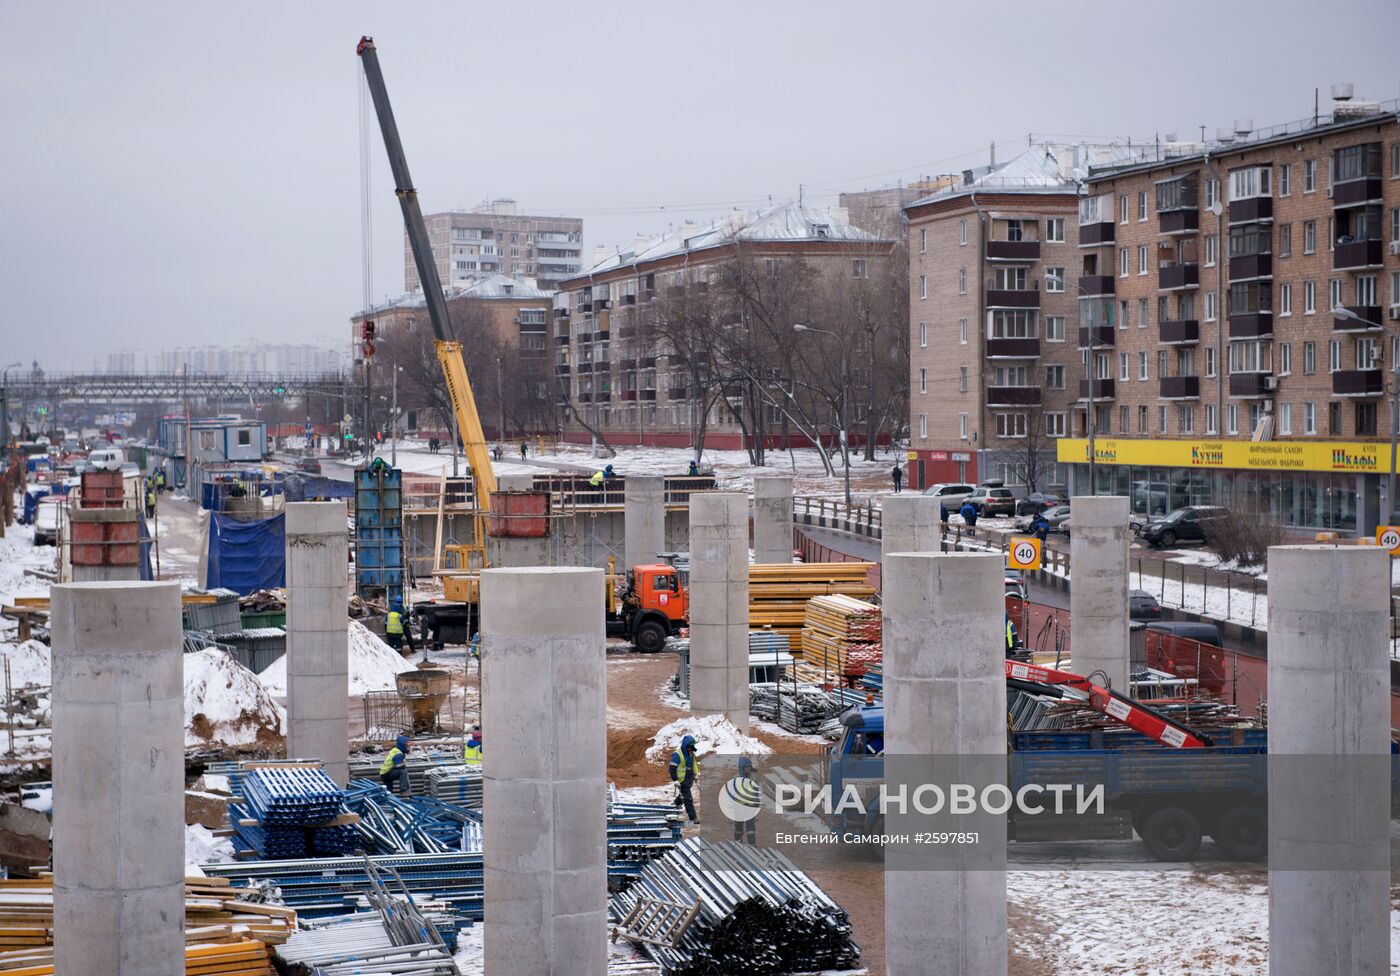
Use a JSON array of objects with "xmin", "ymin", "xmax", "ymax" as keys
[
  {"xmin": 1140, "ymin": 506, "xmax": 1229, "ymax": 548},
  {"xmin": 296, "ymin": 457, "xmax": 323, "ymax": 475},
  {"xmin": 1014, "ymin": 504, "xmax": 1071, "ymax": 534},
  {"xmin": 1129, "ymin": 589, "xmax": 1162, "ymax": 620},
  {"xmin": 86, "ymin": 447, "xmax": 125, "ymax": 471},
  {"xmin": 1004, "ymin": 570, "xmax": 1028, "ymax": 603},
  {"xmin": 1014, "ymin": 492, "xmax": 1064, "ymax": 516},
  {"xmin": 33, "ymin": 498, "xmax": 62, "ymax": 547},
  {"xmin": 966, "ymin": 485, "xmax": 1016, "ymax": 516},
  {"xmin": 921, "ymin": 482, "xmax": 975, "ymax": 510}
]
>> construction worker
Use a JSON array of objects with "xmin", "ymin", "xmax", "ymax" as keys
[
  {"xmin": 730, "ymin": 756, "xmax": 759, "ymax": 844},
  {"xmin": 686, "ymin": 460, "xmax": 700, "ymax": 477},
  {"xmin": 1006, "ymin": 615, "xmax": 1019, "ymax": 657},
  {"xmin": 379, "ymin": 733, "xmax": 412, "ymax": 793},
  {"xmin": 385, "ymin": 603, "xmax": 416, "ymax": 656},
  {"xmin": 667, "ymin": 734, "xmax": 699, "ymax": 824},
  {"xmin": 155, "ymin": 468, "xmax": 167, "ymax": 493},
  {"xmin": 463, "ymin": 724, "xmax": 483, "ymax": 765},
  {"xmin": 145, "ymin": 479, "xmax": 157, "ymax": 519}
]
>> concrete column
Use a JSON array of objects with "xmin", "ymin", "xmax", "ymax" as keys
[
  {"xmin": 1068, "ymin": 495, "xmax": 1129, "ymax": 691},
  {"xmin": 883, "ymin": 551, "xmax": 1007, "ymax": 976},
  {"xmin": 285, "ymin": 501, "xmax": 349, "ymax": 786},
  {"xmin": 623, "ymin": 476, "xmax": 666, "ymax": 569},
  {"xmin": 752, "ymin": 475, "xmax": 794, "ymax": 564},
  {"xmin": 51, "ymin": 581, "xmax": 184, "ymax": 976},
  {"xmin": 1268, "ymin": 545, "xmax": 1390, "ymax": 976},
  {"xmin": 880, "ymin": 494, "xmax": 941, "ymax": 562},
  {"xmin": 481, "ymin": 567, "xmax": 606, "ymax": 976},
  {"xmin": 69, "ymin": 509, "xmax": 142, "ymax": 582},
  {"xmin": 688, "ymin": 492, "xmax": 749, "ymax": 730}
]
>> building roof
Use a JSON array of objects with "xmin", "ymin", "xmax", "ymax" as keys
[
  {"xmin": 352, "ymin": 274, "xmax": 553, "ymax": 320},
  {"xmin": 571, "ymin": 200, "xmax": 889, "ymax": 281},
  {"xmin": 905, "ymin": 143, "xmax": 1155, "ymax": 209}
]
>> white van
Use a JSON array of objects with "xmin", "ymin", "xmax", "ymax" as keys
[{"xmin": 87, "ymin": 447, "xmax": 126, "ymax": 471}]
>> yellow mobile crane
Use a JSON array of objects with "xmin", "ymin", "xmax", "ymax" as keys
[{"xmin": 357, "ymin": 36, "xmax": 496, "ymax": 575}]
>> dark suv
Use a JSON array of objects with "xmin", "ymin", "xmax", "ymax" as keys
[{"xmin": 1140, "ymin": 506, "xmax": 1228, "ymax": 548}]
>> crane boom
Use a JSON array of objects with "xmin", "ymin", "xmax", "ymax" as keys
[{"xmin": 356, "ymin": 36, "xmax": 498, "ymax": 524}]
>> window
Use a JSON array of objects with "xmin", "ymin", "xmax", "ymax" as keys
[
  {"xmin": 1045, "ymin": 267, "xmax": 1065, "ymax": 292},
  {"xmin": 1158, "ymin": 349, "xmax": 1168, "ymax": 379},
  {"xmin": 236, "ymin": 429, "xmax": 252, "ymax": 446},
  {"xmin": 958, "ymin": 367, "xmax": 967, "ymax": 392},
  {"xmin": 1138, "ymin": 298, "xmax": 1149, "ymax": 328},
  {"xmin": 1138, "ymin": 191, "xmax": 1148, "ymax": 221},
  {"xmin": 1393, "ymin": 271, "xmax": 1400, "ymax": 306},
  {"xmin": 1204, "ymin": 178, "xmax": 1218, "ymax": 210},
  {"xmin": 1279, "ymin": 163, "xmax": 1291, "ymax": 196},
  {"xmin": 1178, "ymin": 405, "xmax": 1195, "ymax": 433},
  {"xmin": 1120, "ymin": 195, "xmax": 1129, "ymax": 223},
  {"xmin": 1119, "ymin": 300, "xmax": 1130, "ymax": 330},
  {"xmin": 1279, "ymin": 223, "xmax": 1292, "ymax": 257},
  {"xmin": 1120, "ymin": 247, "xmax": 1130, "ymax": 277},
  {"xmin": 1228, "ymin": 404, "xmax": 1239, "ymax": 435},
  {"xmin": 1393, "ymin": 143, "xmax": 1400, "ymax": 178},
  {"xmin": 1046, "ymin": 218, "xmax": 1065, "ymax": 242},
  {"xmin": 1279, "ymin": 283, "xmax": 1292, "ymax": 316},
  {"xmin": 1304, "ymin": 159, "xmax": 1317, "ymax": 193},
  {"xmin": 1393, "ymin": 207, "xmax": 1400, "ymax": 242},
  {"xmin": 919, "ymin": 228, "xmax": 927, "ymax": 253},
  {"xmin": 1119, "ymin": 352, "xmax": 1130, "ymax": 380},
  {"xmin": 959, "ymin": 220, "xmax": 968, "ymax": 245},
  {"xmin": 919, "ymin": 275, "xmax": 927, "ymax": 299},
  {"xmin": 1329, "ymin": 278, "xmax": 1343, "ymax": 313},
  {"xmin": 1358, "ymin": 275, "xmax": 1378, "ymax": 307},
  {"xmin": 852, "ymin": 259, "xmax": 867, "ymax": 279},
  {"xmin": 919, "ymin": 414, "xmax": 928, "ymax": 439},
  {"xmin": 1230, "ymin": 340, "xmax": 1271, "ymax": 374},
  {"xmin": 1229, "ymin": 166, "xmax": 1271, "ymax": 200},
  {"xmin": 1204, "ymin": 234, "xmax": 1217, "ymax": 266},
  {"xmin": 1138, "ymin": 405, "xmax": 1148, "ymax": 432},
  {"xmin": 989, "ymin": 310, "xmax": 1036, "ymax": 338},
  {"xmin": 959, "ymin": 413, "xmax": 969, "ymax": 439},
  {"xmin": 919, "ymin": 322, "xmax": 928, "ymax": 347},
  {"xmin": 1279, "ymin": 342, "xmax": 1292, "ymax": 375},
  {"xmin": 919, "ymin": 368, "xmax": 928, "ymax": 393},
  {"xmin": 1304, "ymin": 341, "xmax": 1316, "ymax": 374},
  {"xmin": 959, "ymin": 318, "xmax": 969, "ymax": 343},
  {"xmin": 1138, "ymin": 351, "xmax": 1149, "ymax": 380},
  {"xmin": 1329, "ymin": 401, "xmax": 1342, "ymax": 435},
  {"xmin": 1304, "ymin": 402, "xmax": 1317, "ymax": 434},
  {"xmin": 1158, "ymin": 405, "xmax": 1168, "ymax": 434},
  {"xmin": 1136, "ymin": 245, "xmax": 1147, "ymax": 275},
  {"xmin": 1328, "ymin": 216, "xmax": 1335, "ymax": 251},
  {"xmin": 1204, "ymin": 291, "xmax": 1217, "ymax": 321},
  {"xmin": 1041, "ymin": 365, "xmax": 1064, "ymax": 389},
  {"xmin": 1304, "ymin": 280, "xmax": 1316, "ymax": 314},
  {"xmin": 1045, "ymin": 316, "xmax": 1065, "ymax": 342},
  {"xmin": 1303, "ymin": 220, "xmax": 1316, "ymax": 254},
  {"xmin": 1205, "ymin": 346, "xmax": 1217, "ymax": 377},
  {"xmin": 1329, "ymin": 339, "xmax": 1342, "ymax": 372},
  {"xmin": 1118, "ymin": 405, "xmax": 1129, "ymax": 433},
  {"xmin": 1095, "ymin": 352, "xmax": 1111, "ymax": 379},
  {"xmin": 958, "ymin": 268, "xmax": 967, "ymax": 294},
  {"xmin": 996, "ymin": 413, "xmax": 1028, "ymax": 438},
  {"xmin": 1205, "ymin": 403, "xmax": 1217, "ymax": 434},
  {"xmin": 1279, "ymin": 402, "xmax": 1293, "ymax": 434},
  {"xmin": 1046, "ymin": 413, "xmax": 1066, "ymax": 437}
]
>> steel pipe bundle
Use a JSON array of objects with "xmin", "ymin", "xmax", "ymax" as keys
[
  {"xmin": 242, "ymin": 766, "xmax": 344, "ymax": 825},
  {"xmin": 347, "ymin": 750, "xmax": 466, "ymax": 796},
  {"xmin": 610, "ymin": 839, "xmax": 859, "ymax": 975},
  {"xmin": 343, "ymin": 780, "xmax": 478, "ymax": 855},
  {"xmin": 424, "ymin": 764, "xmax": 483, "ymax": 806}
]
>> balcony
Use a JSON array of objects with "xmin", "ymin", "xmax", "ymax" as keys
[
  {"xmin": 1160, "ymin": 375, "xmax": 1200, "ymax": 400},
  {"xmin": 619, "ymin": 358, "xmax": 637, "ymax": 370},
  {"xmin": 1079, "ymin": 222, "xmax": 1114, "ymax": 247},
  {"xmin": 1159, "ymin": 319, "xmax": 1200, "ymax": 344},
  {"xmin": 1228, "ymin": 312, "xmax": 1273, "ymax": 338},
  {"xmin": 621, "ymin": 390, "xmax": 637, "ymax": 402},
  {"xmin": 986, "ymin": 386, "xmax": 1042, "ymax": 407},
  {"xmin": 1078, "ymin": 326, "xmax": 1115, "ymax": 348},
  {"xmin": 553, "ymin": 306, "xmax": 570, "ymax": 319},
  {"xmin": 1334, "ymin": 239, "xmax": 1383, "ymax": 270},
  {"xmin": 640, "ymin": 356, "xmax": 657, "ymax": 368},
  {"xmin": 986, "ymin": 337, "xmax": 1041, "ymax": 359},
  {"xmin": 577, "ymin": 393, "xmax": 592, "ymax": 403},
  {"xmin": 986, "ymin": 240, "xmax": 1041, "ymax": 261},
  {"xmin": 1334, "ymin": 178, "xmax": 1384, "ymax": 207},
  {"xmin": 594, "ymin": 298, "xmax": 611, "ymax": 311},
  {"xmin": 1079, "ymin": 275, "xmax": 1115, "ymax": 296},
  {"xmin": 592, "ymin": 360, "xmax": 611, "ymax": 372},
  {"xmin": 1078, "ymin": 377, "xmax": 1114, "ymax": 401},
  {"xmin": 1159, "ymin": 263, "xmax": 1200, "ymax": 290},
  {"xmin": 667, "ymin": 387, "xmax": 688, "ymax": 400},
  {"xmin": 640, "ymin": 389, "xmax": 657, "ymax": 401},
  {"xmin": 1228, "ymin": 372, "xmax": 1273, "ymax": 398},
  {"xmin": 1228, "ymin": 253, "xmax": 1272, "ymax": 281},
  {"xmin": 987, "ymin": 287, "xmax": 1040, "ymax": 309},
  {"xmin": 554, "ymin": 334, "xmax": 571, "ymax": 346},
  {"xmin": 1333, "ymin": 306, "xmax": 1384, "ymax": 333},
  {"xmin": 554, "ymin": 363, "xmax": 570, "ymax": 375},
  {"xmin": 620, "ymin": 293, "xmax": 637, "ymax": 306},
  {"xmin": 1159, "ymin": 210, "xmax": 1199, "ymax": 235},
  {"xmin": 578, "ymin": 300, "xmax": 594, "ymax": 313},
  {"xmin": 1333, "ymin": 369, "xmax": 1383, "ymax": 397},
  {"xmin": 1228, "ymin": 198, "xmax": 1273, "ymax": 223}
]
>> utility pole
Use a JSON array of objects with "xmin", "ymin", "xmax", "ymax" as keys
[
  {"xmin": 496, "ymin": 357, "xmax": 505, "ymax": 445},
  {"xmin": 390, "ymin": 366, "xmax": 399, "ymax": 467}
]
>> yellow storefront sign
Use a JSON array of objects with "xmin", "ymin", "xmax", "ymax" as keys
[{"xmin": 1055, "ymin": 437, "xmax": 1384, "ymax": 474}]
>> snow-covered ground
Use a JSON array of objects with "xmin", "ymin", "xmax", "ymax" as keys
[
  {"xmin": 0, "ymin": 519, "xmax": 56, "ymax": 607},
  {"xmin": 646, "ymin": 714, "xmax": 773, "ymax": 763},
  {"xmin": 257, "ymin": 620, "xmax": 413, "ymax": 697},
  {"xmin": 183, "ymin": 649, "xmax": 285, "ymax": 748}
]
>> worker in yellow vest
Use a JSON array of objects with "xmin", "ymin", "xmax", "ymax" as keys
[
  {"xmin": 379, "ymin": 733, "xmax": 412, "ymax": 793},
  {"xmin": 463, "ymin": 725, "xmax": 483, "ymax": 765},
  {"xmin": 667, "ymin": 734, "xmax": 699, "ymax": 824},
  {"xmin": 385, "ymin": 603, "xmax": 416, "ymax": 656}
]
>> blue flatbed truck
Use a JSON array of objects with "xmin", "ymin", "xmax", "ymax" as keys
[{"xmin": 828, "ymin": 704, "xmax": 1273, "ymax": 861}]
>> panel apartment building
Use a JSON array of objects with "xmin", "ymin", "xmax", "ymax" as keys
[
  {"xmin": 555, "ymin": 201, "xmax": 893, "ymax": 449},
  {"xmin": 905, "ymin": 143, "xmax": 1145, "ymax": 491},
  {"xmin": 405, "ymin": 199, "xmax": 584, "ymax": 292},
  {"xmin": 1062, "ymin": 91, "xmax": 1400, "ymax": 535}
]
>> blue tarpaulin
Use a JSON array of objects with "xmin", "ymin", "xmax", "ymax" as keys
[
  {"xmin": 206, "ymin": 513, "xmax": 286, "ymax": 595},
  {"xmin": 282, "ymin": 474, "xmax": 355, "ymax": 502}
]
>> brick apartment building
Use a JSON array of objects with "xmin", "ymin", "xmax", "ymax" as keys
[
  {"xmin": 905, "ymin": 143, "xmax": 1145, "ymax": 491},
  {"xmin": 406, "ymin": 199, "xmax": 584, "ymax": 292},
  {"xmin": 839, "ymin": 176, "xmax": 958, "ymax": 242},
  {"xmin": 1062, "ymin": 92, "xmax": 1400, "ymax": 535},
  {"xmin": 555, "ymin": 201, "xmax": 895, "ymax": 449}
]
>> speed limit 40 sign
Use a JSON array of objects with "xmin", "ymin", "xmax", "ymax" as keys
[
  {"xmin": 1377, "ymin": 526, "xmax": 1400, "ymax": 557},
  {"xmin": 1008, "ymin": 535, "xmax": 1043, "ymax": 571}
]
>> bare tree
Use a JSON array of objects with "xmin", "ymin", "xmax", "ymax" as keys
[{"xmin": 984, "ymin": 401, "xmax": 1054, "ymax": 493}]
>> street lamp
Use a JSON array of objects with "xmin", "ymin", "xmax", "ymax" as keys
[
  {"xmin": 1333, "ymin": 305, "xmax": 1393, "ymax": 520},
  {"xmin": 793, "ymin": 323, "xmax": 853, "ymax": 506}
]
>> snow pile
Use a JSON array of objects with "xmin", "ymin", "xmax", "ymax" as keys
[
  {"xmin": 184, "ymin": 649, "xmax": 285, "ymax": 748},
  {"xmin": 185, "ymin": 823, "xmax": 236, "ymax": 873},
  {"xmin": 257, "ymin": 620, "xmax": 414, "ymax": 696},
  {"xmin": 645, "ymin": 714, "xmax": 772, "ymax": 763},
  {"xmin": 0, "ymin": 640, "xmax": 52, "ymax": 689},
  {"xmin": 0, "ymin": 520, "xmax": 57, "ymax": 605}
]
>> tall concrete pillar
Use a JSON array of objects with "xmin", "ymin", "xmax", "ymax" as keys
[
  {"xmin": 688, "ymin": 492, "xmax": 749, "ymax": 730},
  {"xmin": 481, "ymin": 567, "xmax": 606, "ymax": 976},
  {"xmin": 880, "ymin": 494, "xmax": 941, "ymax": 561},
  {"xmin": 883, "ymin": 551, "xmax": 1007, "ymax": 976},
  {"xmin": 285, "ymin": 501, "xmax": 349, "ymax": 786},
  {"xmin": 1068, "ymin": 495, "xmax": 1129, "ymax": 691},
  {"xmin": 1268, "ymin": 545, "xmax": 1390, "ymax": 976},
  {"xmin": 624, "ymin": 476, "xmax": 666, "ymax": 569},
  {"xmin": 51, "ymin": 581, "xmax": 184, "ymax": 976},
  {"xmin": 752, "ymin": 475, "xmax": 794, "ymax": 564}
]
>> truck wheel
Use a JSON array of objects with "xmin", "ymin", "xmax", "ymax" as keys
[
  {"xmin": 1141, "ymin": 805, "xmax": 1202, "ymax": 861},
  {"xmin": 1212, "ymin": 805, "xmax": 1266, "ymax": 862},
  {"xmin": 633, "ymin": 620, "xmax": 667, "ymax": 654}
]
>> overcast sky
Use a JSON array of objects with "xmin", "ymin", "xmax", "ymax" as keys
[{"xmin": 2, "ymin": 0, "xmax": 1396, "ymax": 369}]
